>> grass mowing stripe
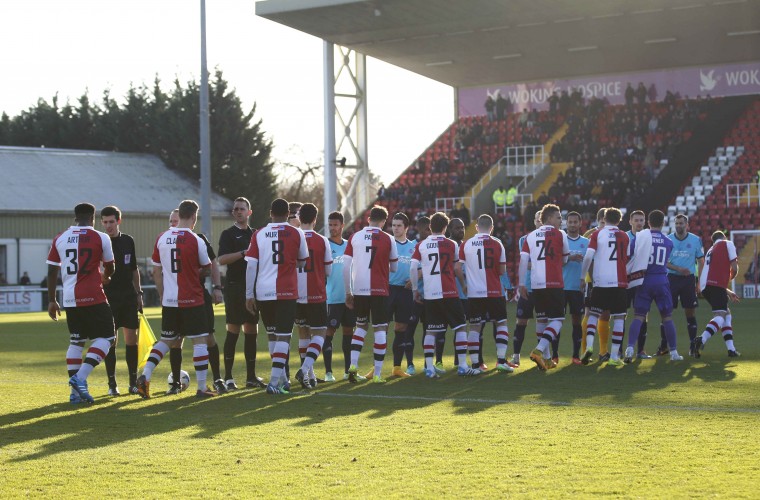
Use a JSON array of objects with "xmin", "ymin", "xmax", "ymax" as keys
[{"xmin": 317, "ymin": 391, "xmax": 760, "ymax": 414}]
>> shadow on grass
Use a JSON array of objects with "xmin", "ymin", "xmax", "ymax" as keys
[{"xmin": 0, "ymin": 353, "xmax": 742, "ymax": 463}]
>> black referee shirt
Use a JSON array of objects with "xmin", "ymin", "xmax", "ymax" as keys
[
  {"xmin": 104, "ymin": 232, "xmax": 137, "ymax": 296},
  {"xmin": 197, "ymin": 233, "xmax": 217, "ymax": 287},
  {"xmin": 218, "ymin": 224, "xmax": 253, "ymax": 286}
]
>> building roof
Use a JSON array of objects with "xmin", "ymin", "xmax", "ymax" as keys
[
  {"xmin": 256, "ymin": 0, "xmax": 760, "ymax": 88},
  {"xmin": 0, "ymin": 146, "xmax": 232, "ymax": 215}
]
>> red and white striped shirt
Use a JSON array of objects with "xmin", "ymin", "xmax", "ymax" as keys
[
  {"xmin": 586, "ymin": 226, "xmax": 630, "ymax": 288},
  {"xmin": 152, "ymin": 227, "xmax": 211, "ymax": 308},
  {"xmin": 297, "ymin": 230, "xmax": 333, "ymax": 304},
  {"xmin": 246, "ymin": 223, "xmax": 308, "ymax": 301},
  {"xmin": 460, "ymin": 233, "xmax": 506, "ymax": 298},
  {"xmin": 412, "ymin": 235, "xmax": 460, "ymax": 300},
  {"xmin": 521, "ymin": 225, "xmax": 569, "ymax": 289},
  {"xmin": 46, "ymin": 226, "xmax": 114, "ymax": 308},
  {"xmin": 345, "ymin": 226, "xmax": 398, "ymax": 296},
  {"xmin": 699, "ymin": 239, "xmax": 737, "ymax": 290}
]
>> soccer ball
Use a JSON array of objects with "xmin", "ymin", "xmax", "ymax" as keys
[{"xmin": 167, "ymin": 370, "xmax": 191, "ymax": 392}]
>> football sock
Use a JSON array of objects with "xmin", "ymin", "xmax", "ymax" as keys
[
  {"xmin": 598, "ymin": 318, "xmax": 610, "ymax": 355},
  {"xmin": 270, "ymin": 338, "xmax": 289, "ymax": 386},
  {"xmin": 301, "ymin": 335, "xmax": 324, "ymax": 373},
  {"xmin": 659, "ymin": 323, "xmax": 667, "ymax": 351},
  {"xmin": 170, "ymin": 347, "xmax": 182, "ymax": 387},
  {"xmin": 637, "ymin": 320, "xmax": 648, "ymax": 353},
  {"xmin": 585, "ymin": 314, "xmax": 598, "ymax": 352},
  {"xmin": 663, "ymin": 319, "xmax": 678, "ymax": 351},
  {"xmin": 571, "ymin": 323, "xmax": 582, "ymax": 358},
  {"xmin": 143, "ymin": 341, "xmax": 170, "ymax": 381},
  {"xmin": 192, "ymin": 343, "xmax": 209, "ymax": 391},
  {"xmin": 580, "ymin": 315, "xmax": 589, "ymax": 352},
  {"xmin": 125, "ymin": 344, "xmax": 138, "ymax": 387},
  {"xmin": 610, "ymin": 318, "xmax": 625, "ymax": 360},
  {"xmin": 373, "ymin": 330, "xmax": 387, "ymax": 377},
  {"xmin": 76, "ymin": 338, "xmax": 111, "ymax": 381},
  {"xmin": 686, "ymin": 316, "xmax": 698, "ymax": 344},
  {"xmin": 322, "ymin": 334, "xmax": 333, "ymax": 373},
  {"xmin": 701, "ymin": 316, "xmax": 725, "ymax": 345},
  {"xmin": 298, "ymin": 338, "xmax": 309, "ymax": 365},
  {"xmin": 105, "ymin": 343, "xmax": 117, "ymax": 386},
  {"xmin": 208, "ymin": 342, "xmax": 221, "ymax": 381},
  {"xmin": 284, "ymin": 346, "xmax": 291, "ymax": 380},
  {"xmin": 551, "ymin": 331, "xmax": 560, "ymax": 359},
  {"xmin": 404, "ymin": 327, "xmax": 416, "ymax": 367},
  {"xmin": 392, "ymin": 329, "xmax": 405, "ymax": 367},
  {"xmin": 350, "ymin": 326, "xmax": 367, "ymax": 368},
  {"xmin": 722, "ymin": 314, "xmax": 735, "ymax": 351},
  {"xmin": 342, "ymin": 332, "xmax": 352, "ymax": 373},
  {"xmin": 627, "ymin": 318, "xmax": 643, "ymax": 350},
  {"xmin": 435, "ymin": 331, "xmax": 445, "ymax": 364},
  {"xmin": 513, "ymin": 323, "xmax": 527, "ymax": 354},
  {"xmin": 477, "ymin": 327, "xmax": 487, "ymax": 366},
  {"xmin": 244, "ymin": 333, "xmax": 257, "ymax": 381},
  {"xmin": 223, "ymin": 331, "xmax": 239, "ymax": 380},
  {"xmin": 66, "ymin": 344, "xmax": 83, "ymax": 378},
  {"xmin": 423, "ymin": 334, "xmax": 436, "ymax": 371},
  {"xmin": 495, "ymin": 323, "xmax": 509, "ymax": 364},
  {"xmin": 467, "ymin": 330, "xmax": 480, "ymax": 366},
  {"xmin": 454, "ymin": 331, "xmax": 468, "ymax": 367},
  {"xmin": 268, "ymin": 340, "xmax": 275, "ymax": 358}
]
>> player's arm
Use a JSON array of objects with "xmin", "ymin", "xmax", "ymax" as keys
[
  {"xmin": 102, "ymin": 262, "xmax": 115, "ymax": 285},
  {"xmin": 518, "ymin": 251, "xmax": 529, "ymax": 298},
  {"xmin": 297, "ymin": 229, "xmax": 309, "ymax": 270},
  {"xmin": 410, "ymin": 258, "xmax": 421, "ymax": 303},
  {"xmin": 132, "ymin": 267, "xmax": 143, "ymax": 311},
  {"xmin": 210, "ymin": 259, "xmax": 223, "ymax": 304},
  {"xmin": 580, "ymin": 247, "xmax": 596, "ymax": 292},
  {"xmin": 244, "ymin": 256, "xmax": 259, "ymax": 314},
  {"xmin": 342, "ymin": 255, "xmax": 353, "ymax": 293},
  {"xmin": 389, "ymin": 234, "xmax": 399, "ymax": 273},
  {"xmin": 454, "ymin": 259, "xmax": 467, "ymax": 295},
  {"xmin": 47, "ymin": 264, "xmax": 61, "ymax": 321},
  {"xmin": 696, "ymin": 256, "xmax": 705, "ymax": 278},
  {"xmin": 153, "ymin": 264, "xmax": 163, "ymax": 300},
  {"xmin": 217, "ymin": 231, "xmax": 245, "ymax": 266}
]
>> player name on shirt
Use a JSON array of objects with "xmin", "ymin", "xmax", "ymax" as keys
[{"xmin": 47, "ymin": 226, "xmax": 115, "ymax": 308}]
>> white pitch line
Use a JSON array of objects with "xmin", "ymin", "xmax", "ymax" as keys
[{"xmin": 316, "ymin": 392, "xmax": 760, "ymax": 414}]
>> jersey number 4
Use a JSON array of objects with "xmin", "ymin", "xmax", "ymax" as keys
[
  {"xmin": 535, "ymin": 240, "xmax": 555, "ymax": 261},
  {"xmin": 428, "ymin": 253, "xmax": 450, "ymax": 275}
]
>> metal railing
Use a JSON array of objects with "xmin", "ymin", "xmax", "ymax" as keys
[
  {"xmin": 435, "ymin": 197, "xmax": 467, "ymax": 213},
  {"xmin": 726, "ymin": 183, "xmax": 760, "ymax": 207}
]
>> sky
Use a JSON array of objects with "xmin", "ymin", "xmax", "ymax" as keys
[{"xmin": 0, "ymin": 0, "xmax": 454, "ymax": 185}]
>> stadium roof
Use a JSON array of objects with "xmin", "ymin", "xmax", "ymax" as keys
[
  {"xmin": 256, "ymin": 0, "xmax": 760, "ymax": 88},
  {"xmin": 0, "ymin": 146, "xmax": 232, "ymax": 215}
]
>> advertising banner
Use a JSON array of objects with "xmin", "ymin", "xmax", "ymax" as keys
[
  {"xmin": 458, "ymin": 61, "xmax": 760, "ymax": 116},
  {"xmin": 0, "ymin": 289, "xmax": 43, "ymax": 313}
]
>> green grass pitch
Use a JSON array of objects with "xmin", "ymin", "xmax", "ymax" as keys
[{"xmin": 1, "ymin": 301, "xmax": 759, "ymax": 498}]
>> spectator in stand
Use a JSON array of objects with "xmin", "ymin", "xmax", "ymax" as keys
[
  {"xmin": 450, "ymin": 202, "xmax": 471, "ymax": 228},
  {"xmin": 636, "ymin": 82, "xmax": 647, "ymax": 107},
  {"xmin": 506, "ymin": 184, "xmax": 518, "ymax": 215},
  {"xmin": 559, "ymin": 91, "xmax": 571, "ymax": 115},
  {"xmin": 648, "ymin": 83, "xmax": 658, "ymax": 103},
  {"xmin": 484, "ymin": 95, "xmax": 496, "ymax": 122},
  {"xmin": 549, "ymin": 91, "xmax": 559, "ymax": 114},
  {"xmin": 625, "ymin": 83, "xmax": 635, "ymax": 107},
  {"xmin": 19, "ymin": 271, "xmax": 31, "ymax": 285},
  {"xmin": 496, "ymin": 93, "xmax": 508, "ymax": 120},
  {"xmin": 377, "ymin": 183, "xmax": 386, "ymax": 201}
]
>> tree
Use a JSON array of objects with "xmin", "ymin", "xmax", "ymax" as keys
[{"xmin": 0, "ymin": 69, "xmax": 275, "ymax": 227}]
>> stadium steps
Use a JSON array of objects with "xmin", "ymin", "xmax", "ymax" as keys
[
  {"xmin": 528, "ymin": 162, "xmax": 573, "ymax": 201},
  {"xmin": 634, "ymin": 95, "xmax": 757, "ymax": 214},
  {"xmin": 465, "ymin": 122, "xmax": 569, "ymax": 227}
]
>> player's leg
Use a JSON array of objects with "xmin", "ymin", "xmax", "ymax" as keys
[
  {"xmin": 625, "ymin": 313, "xmax": 646, "ymax": 363},
  {"xmin": 105, "ymin": 328, "xmax": 119, "ymax": 395},
  {"xmin": 404, "ymin": 301, "xmax": 423, "ymax": 374},
  {"xmin": 137, "ymin": 306, "xmax": 173, "ymax": 399},
  {"xmin": 391, "ymin": 320, "xmax": 410, "ymax": 377},
  {"xmin": 683, "ymin": 278, "xmax": 700, "ymax": 356},
  {"xmin": 369, "ymin": 296, "xmax": 390, "ymax": 382},
  {"xmin": 694, "ymin": 287, "xmax": 728, "ymax": 358},
  {"xmin": 168, "ymin": 337, "xmax": 184, "ymax": 395},
  {"xmin": 625, "ymin": 287, "xmax": 652, "ymax": 363},
  {"xmin": 722, "ymin": 309, "xmax": 739, "ymax": 356},
  {"xmin": 597, "ymin": 311, "xmax": 611, "ymax": 360},
  {"xmin": 607, "ymin": 289, "xmax": 627, "ymax": 364},
  {"xmin": 265, "ymin": 300, "xmax": 297, "ymax": 394},
  {"xmin": 223, "ymin": 323, "xmax": 241, "ymax": 386},
  {"xmin": 347, "ymin": 296, "xmax": 370, "ymax": 382},
  {"xmin": 123, "ymin": 326, "xmax": 138, "ymax": 394},
  {"xmin": 64, "ymin": 311, "xmax": 87, "ymax": 403},
  {"xmin": 466, "ymin": 299, "xmax": 484, "ymax": 369},
  {"xmin": 511, "ymin": 294, "xmax": 533, "ymax": 367},
  {"xmin": 423, "ymin": 300, "xmax": 443, "ymax": 377},
  {"xmin": 582, "ymin": 289, "xmax": 603, "ymax": 364},
  {"xmin": 68, "ymin": 304, "xmax": 116, "ymax": 403},
  {"xmin": 188, "ymin": 332, "xmax": 214, "ymax": 398}
]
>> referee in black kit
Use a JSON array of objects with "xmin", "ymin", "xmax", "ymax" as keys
[
  {"xmin": 217, "ymin": 197, "xmax": 264, "ymax": 389},
  {"xmin": 100, "ymin": 205, "xmax": 143, "ymax": 396}
]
